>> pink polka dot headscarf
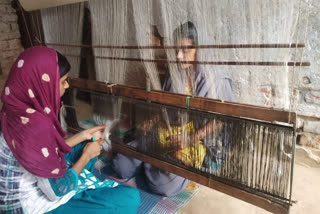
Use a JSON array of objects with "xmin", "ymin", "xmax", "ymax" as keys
[{"xmin": 0, "ymin": 46, "xmax": 72, "ymax": 178}]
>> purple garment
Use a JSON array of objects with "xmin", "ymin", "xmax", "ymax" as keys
[{"xmin": 0, "ymin": 46, "xmax": 72, "ymax": 178}]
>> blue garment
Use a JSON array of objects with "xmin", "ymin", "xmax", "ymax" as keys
[
  {"xmin": 47, "ymin": 185, "xmax": 140, "ymax": 214},
  {"xmin": 162, "ymin": 66, "xmax": 235, "ymax": 101},
  {"xmin": 47, "ymin": 142, "xmax": 140, "ymax": 214},
  {"xmin": 49, "ymin": 169, "xmax": 78, "ymax": 197}
]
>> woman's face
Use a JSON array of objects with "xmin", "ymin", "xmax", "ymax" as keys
[
  {"xmin": 176, "ymin": 38, "xmax": 196, "ymax": 69},
  {"xmin": 59, "ymin": 73, "xmax": 69, "ymax": 97}
]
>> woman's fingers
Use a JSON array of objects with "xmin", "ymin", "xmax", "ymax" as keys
[
  {"xmin": 84, "ymin": 125, "xmax": 107, "ymax": 141},
  {"xmin": 97, "ymin": 139, "xmax": 104, "ymax": 145},
  {"xmin": 87, "ymin": 125, "xmax": 107, "ymax": 133}
]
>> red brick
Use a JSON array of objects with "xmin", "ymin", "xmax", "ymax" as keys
[
  {"xmin": 8, "ymin": 39, "xmax": 22, "ymax": 50},
  {"xmin": 0, "ymin": 6, "xmax": 5, "ymax": 13},
  {"xmin": 6, "ymin": 31, "xmax": 21, "ymax": 40},
  {"xmin": 0, "ymin": 40, "xmax": 9, "ymax": 49},
  {"xmin": 5, "ymin": 5, "xmax": 15, "ymax": 13},
  {"xmin": 0, "ymin": 57, "xmax": 16, "ymax": 74},
  {"xmin": 10, "ymin": 23, "xmax": 19, "ymax": 31},
  {"xmin": 0, "ymin": 49, "xmax": 22, "ymax": 59},
  {"xmin": 0, "ymin": 22, "xmax": 11, "ymax": 33},
  {"xmin": 0, "ymin": 14, "xmax": 18, "ymax": 22},
  {"xmin": 0, "ymin": 0, "xmax": 10, "ymax": 4},
  {"xmin": 0, "ymin": 5, "xmax": 14, "ymax": 13}
]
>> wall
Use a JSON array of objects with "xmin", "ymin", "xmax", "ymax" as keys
[
  {"xmin": 0, "ymin": 0, "xmax": 23, "ymax": 90},
  {"xmin": 150, "ymin": 0, "xmax": 320, "ymax": 147}
]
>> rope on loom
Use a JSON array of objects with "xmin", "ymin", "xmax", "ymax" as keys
[
  {"xmin": 103, "ymin": 80, "xmax": 117, "ymax": 94},
  {"xmin": 108, "ymin": 83, "xmax": 117, "ymax": 94}
]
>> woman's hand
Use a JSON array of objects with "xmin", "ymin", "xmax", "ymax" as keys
[
  {"xmin": 166, "ymin": 134, "xmax": 188, "ymax": 150},
  {"xmin": 65, "ymin": 125, "xmax": 106, "ymax": 148},
  {"xmin": 82, "ymin": 139, "xmax": 104, "ymax": 160},
  {"xmin": 137, "ymin": 120, "xmax": 153, "ymax": 135},
  {"xmin": 72, "ymin": 139, "xmax": 103, "ymax": 175},
  {"xmin": 81, "ymin": 125, "xmax": 106, "ymax": 141}
]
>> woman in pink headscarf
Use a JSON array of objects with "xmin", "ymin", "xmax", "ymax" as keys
[{"xmin": 0, "ymin": 46, "xmax": 140, "ymax": 214}]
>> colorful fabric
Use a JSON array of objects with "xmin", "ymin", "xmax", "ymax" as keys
[
  {"xmin": 56, "ymin": 142, "xmax": 119, "ymax": 195},
  {"xmin": 0, "ymin": 46, "xmax": 71, "ymax": 178},
  {"xmin": 163, "ymin": 66, "xmax": 235, "ymax": 167},
  {"xmin": 148, "ymin": 182, "xmax": 200, "ymax": 214},
  {"xmin": 95, "ymin": 158, "xmax": 200, "ymax": 214},
  {"xmin": 0, "ymin": 133, "xmax": 24, "ymax": 213},
  {"xmin": 76, "ymin": 168, "xmax": 119, "ymax": 193},
  {"xmin": 158, "ymin": 122, "xmax": 206, "ymax": 169}
]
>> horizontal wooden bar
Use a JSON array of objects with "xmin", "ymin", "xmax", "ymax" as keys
[
  {"xmin": 112, "ymin": 143, "xmax": 290, "ymax": 214},
  {"xmin": 65, "ymin": 54, "xmax": 310, "ymax": 67},
  {"xmin": 69, "ymin": 78, "xmax": 296, "ymax": 124},
  {"xmin": 46, "ymin": 42, "xmax": 305, "ymax": 49}
]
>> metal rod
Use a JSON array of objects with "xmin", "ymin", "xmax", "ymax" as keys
[
  {"xmin": 65, "ymin": 54, "xmax": 310, "ymax": 67},
  {"xmin": 46, "ymin": 42, "xmax": 305, "ymax": 50}
]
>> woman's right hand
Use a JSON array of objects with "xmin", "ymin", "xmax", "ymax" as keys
[
  {"xmin": 82, "ymin": 139, "xmax": 104, "ymax": 160},
  {"xmin": 137, "ymin": 120, "xmax": 152, "ymax": 135}
]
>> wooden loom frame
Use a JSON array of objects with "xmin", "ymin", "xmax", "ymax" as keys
[
  {"xmin": 69, "ymin": 78, "xmax": 296, "ymax": 214},
  {"xmin": 15, "ymin": 3, "xmax": 299, "ymax": 213}
]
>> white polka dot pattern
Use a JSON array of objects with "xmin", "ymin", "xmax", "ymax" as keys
[
  {"xmin": 42, "ymin": 73, "xmax": 50, "ymax": 82},
  {"xmin": 20, "ymin": 116, "xmax": 29, "ymax": 124},
  {"xmin": 51, "ymin": 168, "xmax": 60, "ymax": 174},
  {"xmin": 28, "ymin": 89, "xmax": 35, "ymax": 98},
  {"xmin": 44, "ymin": 107, "xmax": 51, "ymax": 114},
  {"xmin": 17, "ymin": 59, "xmax": 24, "ymax": 68},
  {"xmin": 5, "ymin": 87, "xmax": 10, "ymax": 95},
  {"xmin": 26, "ymin": 108, "xmax": 36, "ymax": 113},
  {"xmin": 41, "ymin": 148, "xmax": 49, "ymax": 158}
]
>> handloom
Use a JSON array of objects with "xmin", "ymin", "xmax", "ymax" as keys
[
  {"xmin": 68, "ymin": 78, "xmax": 296, "ymax": 214},
  {"xmin": 17, "ymin": 0, "xmax": 314, "ymax": 213}
]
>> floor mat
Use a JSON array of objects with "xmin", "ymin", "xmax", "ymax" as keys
[{"xmin": 94, "ymin": 157, "xmax": 201, "ymax": 214}]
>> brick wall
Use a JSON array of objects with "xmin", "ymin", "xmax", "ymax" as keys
[{"xmin": 0, "ymin": 0, "xmax": 23, "ymax": 85}]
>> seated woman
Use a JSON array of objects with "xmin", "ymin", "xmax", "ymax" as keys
[
  {"xmin": 0, "ymin": 46, "xmax": 140, "ymax": 214},
  {"xmin": 113, "ymin": 22, "xmax": 235, "ymax": 197}
]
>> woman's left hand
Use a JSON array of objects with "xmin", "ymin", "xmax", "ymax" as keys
[
  {"xmin": 81, "ymin": 125, "xmax": 106, "ymax": 141},
  {"xmin": 166, "ymin": 134, "xmax": 188, "ymax": 150}
]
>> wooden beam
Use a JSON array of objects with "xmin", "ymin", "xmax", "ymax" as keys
[
  {"xmin": 69, "ymin": 78, "xmax": 296, "ymax": 124},
  {"xmin": 112, "ymin": 143, "xmax": 290, "ymax": 214}
]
